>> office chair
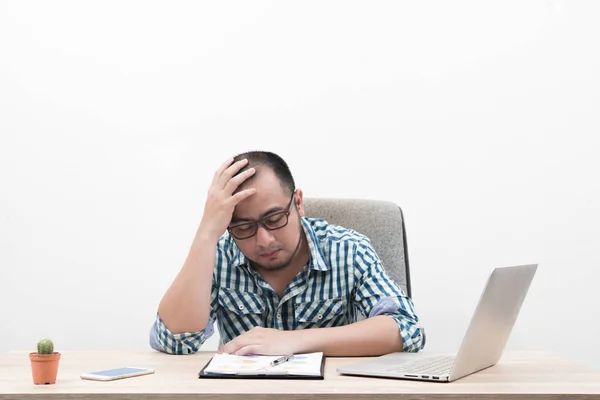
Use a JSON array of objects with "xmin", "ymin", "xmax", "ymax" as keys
[{"xmin": 302, "ymin": 197, "xmax": 412, "ymax": 299}]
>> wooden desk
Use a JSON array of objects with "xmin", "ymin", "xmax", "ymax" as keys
[{"xmin": 1, "ymin": 350, "xmax": 599, "ymax": 399}]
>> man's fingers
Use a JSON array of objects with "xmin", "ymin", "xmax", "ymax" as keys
[
  {"xmin": 221, "ymin": 335, "xmax": 250, "ymax": 355},
  {"xmin": 211, "ymin": 157, "xmax": 234, "ymax": 186},
  {"xmin": 230, "ymin": 188, "xmax": 256, "ymax": 205},
  {"xmin": 220, "ymin": 340, "xmax": 235, "ymax": 354},
  {"xmin": 234, "ymin": 345, "xmax": 261, "ymax": 356},
  {"xmin": 216, "ymin": 158, "xmax": 249, "ymax": 189},
  {"xmin": 224, "ymin": 167, "xmax": 255, "ymax": 195}
]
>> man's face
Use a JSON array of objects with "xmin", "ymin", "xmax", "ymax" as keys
[{"xmin": 229, "ymin": 168, "xmax": 305, "ymax": 271}]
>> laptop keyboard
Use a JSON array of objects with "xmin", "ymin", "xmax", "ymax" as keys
[{"xmin": 388, "ymin": 355, "xmax": 454, "ymax": 376}]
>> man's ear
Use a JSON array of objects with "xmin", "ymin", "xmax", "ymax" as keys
[{"xmin": 294, "ymin": 189, "xmax": 305, "ymax": 217}]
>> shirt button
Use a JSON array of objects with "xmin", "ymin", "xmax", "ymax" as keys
[
  {"xmin": 317, "ymin": 314, "xmax": 323, "ymax": 320},
  {"xmin": 277, "ymin": 313, "xmax": 282, "ymax": 319},
  {"xmin": 238, "ymin": 305, "xmax": 244, "ymax": 310}
]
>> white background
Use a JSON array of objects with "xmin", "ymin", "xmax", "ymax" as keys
[{"xmin": 1, "ymin": 0, "xmax": 598, "ymax": 370}]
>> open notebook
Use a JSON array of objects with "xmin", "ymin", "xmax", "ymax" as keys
[{"xmin": 199, "ymin": 352, "xmax": 325, "ymax": 379}]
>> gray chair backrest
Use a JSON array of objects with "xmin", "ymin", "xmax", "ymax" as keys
[{"xmin": 302, "ymin": 197, "xmax": 412, "ymax": 298}]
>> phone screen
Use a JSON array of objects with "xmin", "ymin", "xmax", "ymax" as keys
[{"xmin": 87, "ymin": 367, "xmax": 150, "ymax": 377}]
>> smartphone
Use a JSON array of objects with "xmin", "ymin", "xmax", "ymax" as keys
[{"xmin": 80, "ymin": 367, "xmax": 155, "ymax": 381}]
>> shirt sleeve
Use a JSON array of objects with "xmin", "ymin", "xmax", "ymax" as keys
[
  {"xmin": 149, "ymin": 279, "xmax": 220, "ymax": 355},
  {"xmin": 352, "ymin": 237, "xmax": 426, "ymax": 352}
]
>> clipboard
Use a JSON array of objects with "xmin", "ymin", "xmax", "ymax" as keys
[{"xmin": 198, "ymin": 352, "xmax": 326, "ymax": 380}]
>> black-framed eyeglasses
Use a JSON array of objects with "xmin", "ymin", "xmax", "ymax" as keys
[{"xmin": 227, "ymin": 194, "xmax": 295, "ymax": 240}]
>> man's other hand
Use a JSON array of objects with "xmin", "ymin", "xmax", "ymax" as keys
[{"xmin": 219, "ymin": 327, "xmax": 300, "ymax": 356}]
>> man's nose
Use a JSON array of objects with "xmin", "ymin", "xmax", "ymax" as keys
[{"xmin": 255, "ymin": 224, "xmax": 275, "ymax": 246}]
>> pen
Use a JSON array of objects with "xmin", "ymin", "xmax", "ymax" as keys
[{"xmin": 270, "ymin": 354, "xmax": 294, "ymax": 367}]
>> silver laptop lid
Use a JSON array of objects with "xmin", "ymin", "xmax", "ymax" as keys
[{"xmin": 448, "ymin": 264, "xmax": 537, "ymax": 381}]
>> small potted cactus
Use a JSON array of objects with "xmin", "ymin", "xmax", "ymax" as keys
[{"xmin": 29, "ymin": 338, "xmax": 61, "ymax": 384}]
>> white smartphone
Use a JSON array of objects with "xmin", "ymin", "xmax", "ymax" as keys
[{"xmin": 80, "ymin": 367, "xmax": 155, "ymax": 381}]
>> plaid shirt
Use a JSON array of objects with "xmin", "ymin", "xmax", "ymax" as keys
[{"xmin": 150, "ymin": 217, "xmax": 426, "ymax": 354}]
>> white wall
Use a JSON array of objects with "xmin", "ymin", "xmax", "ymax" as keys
[{"xmin": 1, "ymin": 0, "xmax": 598, "ymax": 370}]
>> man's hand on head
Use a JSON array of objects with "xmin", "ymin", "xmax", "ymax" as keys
[
  {"xmin": 196, "ymin": 157, "xmax": 256, "ymax": 242},
  {"xmin": 218, "ymin": 327, "xmax": 302, "ymax": 356}
]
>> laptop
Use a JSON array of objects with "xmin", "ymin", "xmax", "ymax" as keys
[{"xmin": 337, "ymin": 263, "xmax": 538, "ymax": 382}]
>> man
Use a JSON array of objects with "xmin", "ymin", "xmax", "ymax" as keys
[{"xmin": 150, "ymin": 151, "xmax": 426, "ymax": 356}]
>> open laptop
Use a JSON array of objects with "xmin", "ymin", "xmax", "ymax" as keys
[{"xmin": 338, "ymin": 264, "xmax": 538, "ymax": 382}]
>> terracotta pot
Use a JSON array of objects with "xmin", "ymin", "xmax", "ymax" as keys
[{"xmin": 29, "ymin": 352, "xmax": 61, "ymax": 385}]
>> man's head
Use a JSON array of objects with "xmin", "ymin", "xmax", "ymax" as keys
[{"xmin": 227, "ymin": 151, "xmax": 306, "ymax": 272}]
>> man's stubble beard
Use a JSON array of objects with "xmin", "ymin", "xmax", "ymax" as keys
[{"xmin": 251, "ymin": 225, "xmax": 304, "ymax": 272}]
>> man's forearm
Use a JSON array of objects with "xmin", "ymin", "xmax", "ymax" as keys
[
  {"xmin": 293, "ymin": 315, "xmax": 404, "ymax": 356},
  {"xmin": 157, "ymin": 234, "xmax": 217, "ymax": 334}
]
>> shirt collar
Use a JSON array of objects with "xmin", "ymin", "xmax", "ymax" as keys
[{"xmin": 228, "ymin": 217, "xmax": 330, "ymax": 272}]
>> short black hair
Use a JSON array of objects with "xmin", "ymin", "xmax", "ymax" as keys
[{"xmin": 232, "ymin": 150, "xmax": 295, "ymax": 195}]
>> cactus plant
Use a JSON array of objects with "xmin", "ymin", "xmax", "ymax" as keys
[
  {"xmin": 30, "ymin": 338, "xmax": 61, "ymax": 384},
  {"xmin": 37, "ymin": 338, "xmax": 54, "ymax": 354}
]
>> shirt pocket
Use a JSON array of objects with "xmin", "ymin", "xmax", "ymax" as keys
[
  {"xmin": 218, "ymin": 288, "xmax": 266, "ymax": 322},
  {"xmin": 294, "ymin": 298, "xmax": 346, "ymax": 329}
]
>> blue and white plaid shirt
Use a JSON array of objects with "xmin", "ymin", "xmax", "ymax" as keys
[{"xmin": 150, "ymin": 217, "xmax": 426, "ymax": 354}]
